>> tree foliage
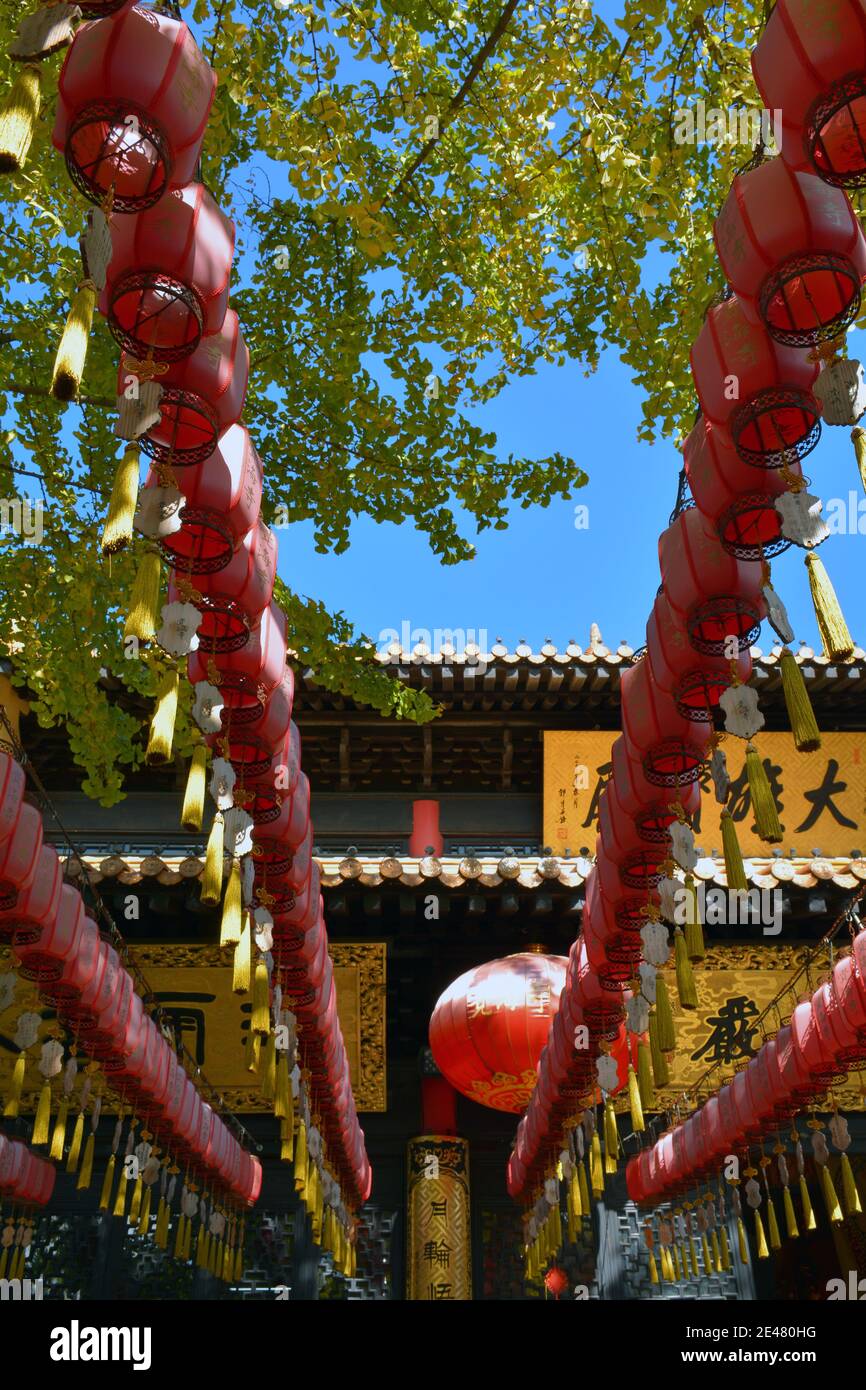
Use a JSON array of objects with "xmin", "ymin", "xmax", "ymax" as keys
[{"xmin": 2, "ymin": 0, "xmax": 834, "ymax": 801}]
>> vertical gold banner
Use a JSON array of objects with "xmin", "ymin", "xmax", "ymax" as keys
[{"xmin": 406, "ymin": 1136, "xmax": 472, "ymax": 1301}]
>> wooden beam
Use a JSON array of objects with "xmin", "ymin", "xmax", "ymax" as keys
[
  {"xmin": 501, "ymin": 727, "xmax": 513, "ymax": 791},
  {"xmin": 339, "ymin": 725, "xmax": 351, "ymax": 791}
]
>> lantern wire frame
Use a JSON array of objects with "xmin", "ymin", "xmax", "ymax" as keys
[
  {"xmin": 807, "ymin": 73, "xmax": 866, "ymax": 189},
  {"xmin": 758, "ymin": 250, "xmax": 862, "ymax": 347},
  {"xmin": 730, "ymin": 387, "xmax": 822, "ymax": 468},
  {"xmin": 141, "ymin": 386, "xmax": 221, "ymax": 467},
  {"xmin": 717, "ymin": 492, "xmax": 792, "ymax": 561},
  {"xmin": 108, "ymin": 269, "xmax": 205, "ymax": 362},
  {"xmin": 65, "ymin": 100, "xmax": 172, "ymax": 213}
]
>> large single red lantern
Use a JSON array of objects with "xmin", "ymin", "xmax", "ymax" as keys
[
  {"xmin": 188, "ymin": 600, "xmax": 288, "ymax": 723},
  {"xmin": 544, "ymin": 1265, "xmax": 569, "ymax": 1298},
  {"xmin": 752, "ymin": 0, "xmax": 866, "ymax": 189},
  {"xmin": 715, "ymin": 158, "xmax": 866, "ymax": 345},
  {"xmin": 155, "ymin": 424, "xmax": 262, "ymax": 575},
  {"xmin": 100, "ymin": 182, "xmax": 235, "ymax": 361},
  {"xmin": 54, "ymin": 6, "xmax": 215, "ymax": 212},
  {"xmin": 645, "ymin": 589, "xmax": 752, "ymax": 722},
  {"xmin": 683, "ymin": 416, "xmax": 798, "ymax": 562},
  {"xmin": 169, "ymin": 518, "xmax": 276, "ymax": 654},
  {"xmin": 429, "ymin": 951, "xmax": 568, "ymax": 1112},
  {"xmin": 690, "ymin": 296, "xmax": 820, "ymax": 467},
  {"xmin": 659, "ymin": 507, "xmax": 765, "ymax": 657},
  {"xmin": 132, "ymin": 310, "xmax": 248, "ymax": 467}
]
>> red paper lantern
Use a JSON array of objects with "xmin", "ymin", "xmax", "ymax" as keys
[
  {"xmin": 43, "ymin": 913, "xmax": 104, "ymax": 1009},
  {"xmin": 598, "ymin": 786, "xmax": 671, "ymax": 888},
  {"xmin": 0, "ymin": 753, "xmax": 26, "ymax": 843},
  {"xmin": 54, "ymin": 6, "xmax": 215, "ymax": 211},
  {"xmin": 812, "ymin": 974, "xmax": 865, "ymax": 1066},
  {"xmin": 169, "ymin": 518, "xmax": 277, "ymax": 654},
  {"xmin": 566, "ymin": 935, "xmax": 625, "ymax": 1038},
  {"xmin": 793, "ymin": 994, "xmax": 846, "ymax": 1085},
  {"xmin": 13, "ymin": 883, "xmax": 84, "ymax": 983},
  {"xmin": 188, "ymin": 600, "xmax": 287, "ymax": 723},
  {"xmin": 715, "ymin": 159, "xmax": 866, "ymax": 345},
  {"xmin": 156, "ymin": 424, "xmax": 262, "ymax": 574},
  {"xmin": 217, "ymin": 676, "xmax": 295, "ymax": 785},
  {"xmin": 582, "ymin": 864, "xmax": 643, "ymax": 987},
  {"xmin": 100, "ymin": 182, "xmax": 235, "ymax": 361},
  {"xmin": 429, "ymin": 952, "xmax": 568, "ymax": 1112},
  {"xmin": 752, "ymin": 0, "xmax": 866, "ymax": 189},
  {"xmin": 690, "ymin": 296, "xmax": 820, "ymax": 467},
  {"xmin": 544, "ymin": 1265, "xmax": 569, "ymax": 1298},
  {"xmin": 683, "ymin": 416, "xmax": 799, "ymax": 562},
  {"xmin": 645, "ymin": 589, "xmax": 752, "ymax": 721},
  {"xmin": 133, "ymin": 310, "xmax": 248, "ymax": 467},
  {"xmin": 609, "ymin": 735, "xmax": 701, "ymax": 828},
  {"xmin": 835, "ymin": 935, "xmax": 866, "ymax": 1049},
  {"xmin": 659, "ymin": 506, "xmax": 766, "ymax": 657},
  {"xmin": 620, "ymin": 655, "xmax": 712, "ymax": 787},
  {"xmin": 776, "ymin": 1020, "xmax": 816, "ymax": 1101},
  {"xmin": 59, "ymin": 935, "xmax": 118, "ymax": 1026},
  {"xmin": 0, "ymin": 801, "xmax": 43, "ymax": 910},
  {"xmin": 0, "ymin": 843, "xmax": 62, "ymax": 942}
]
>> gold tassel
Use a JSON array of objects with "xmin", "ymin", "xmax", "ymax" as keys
[
  {"xmin": 570, "ymin": 1166, "xmax": 582, "ymax": 1221},
  {"xmin": 246, "ymin": 1031, "xmax": 262, "ymax": 1073},
  {"xmin": 0, "ymin": 1250, "xmax": 7, "ymax": 1279},
  {"xmin": 99, "ymin": 1155, "xmax": 116, "ymax": 1211},
  {"xmin": 137, "ymin": 1185, "xmax": 152, "ymax": 1235},
  {"xmin": 154, "ymin": 1198, "xmax": 167, "ymax": 1249},
  {"xmin": 674, "ymin": 928, "xmax": 698, "ymax": 1009},
  {"xmin": 701, "ymin": 1232, "xmax": 712, "ymax": 1271},
  {"xmin": 124, "ymin": 551, "xmax": 162, "ymax": 644},
  {"xmin": 680, "ymin": 1241, "xmax": 691, "ymax": 1279},
  {"xmin": 590, "ymin": 1132, "xmax": 604, "ymax": 1195},
  {"xmin": 820, "ymin": 1164, "xmax": 843, "ymax": 1224},
  {"xmin": 220, "ymin": 856, "xmax": 242, "ymax": 947},
  {"xmin": 637, "ymin": 1041, "xmax": 654, "ymax": 1108},
  {"xmin": 799, "ymin": 1175, "xmax": 817, "ymax": 1231},
  {"xmin": 710, "ymin": 1228, "xmax": 722, "ymax": 1272},
  {"xmin": 66, "ymin": 1111, "xmax": 85, "ymax": 1173},
  {"xmin": 77, "ymin": 1133, "xmax": 95, "ymax": 1191},
  {"xmin": 182, "ymin": 1215, "xmax": 193, "ymax": 1261},
  {"xmin": 0, "ymin": 63, "xmax": 41, "ymax": 176},
  {"xmin": 805, "ymin": 550, "xmax": 854, "ymax": 661},
  {"xmin": 840, "ymin": 1152, "xmax": 862, "ymax": 1216},
  {"xmin": 779, "ymin": 647, "xmax": 820, "ymax": 752},
  {"xmin": 627, "ymin": 1064, "xmax": 645, "ymax": 1132},
  {"xmin": 683, "ymin": 875, "xmax": 704, "ymax": 960},
  {"xmin": 232, "ymin": 915, "xmax": 252, "ymax": 995},
  {"xmin": 201, "ymin": 811, "xmax": 225, "ymax": 905},
  {"xmin": 274, "ymin": 1051, "xmax": 291, "ymax": 1121},
  {"xmin": 280, "ymin": 1116, "xmax": 294, "ymax": 1163},
  {"xmin": 251, "ymin": 956, "xmax": 270, "ymax": 1035},
  {"xmin": 603, "ymin": 1102, "xmax": 619, "ymax": 1173},
  {"xmin": 655, "ymin": 976, "xmax": 676, "ymax": 1050},
  {"xmin": 294, "ymin": 1120, "xmax": 308, "ymax": 1194},
  {"xmin": 648, "ymin": 1249, "xmax": 659, "ymax": 1284},
  {"xmin": 128, "ymin": 1174, "xmax": 143, "ymax": 1225},
  {"xmin": 32, "ymin": 1079, "xmax": 52, "ymax": 1145},
  {"xmin": 174, "ymin": 1212, "xmax": 186, "ymax": 1260},
  {"xmin": 261, "ymin": 1035, "xmax": 276, "ymax": 1103},
  {"xmin": 766, "ymin": 1195, "xmax": 782, "ymax": 1250},
  {"xmin": 737, "ymin": 1216, "xmax": 750, "ymax": 1264},
  {"xmin": 783, "ymin": 1185, "xmax": 799, "ymax": 1238},
  {"xmin": 4, "ymin": 1052, "xmax": 26, "ymax": 1117},
  {"xmin": 145, "ymin": 669, "xmax": 179, "ymax": 766},
  {"xmin": 854, "ymin": 425, "xmax": 866, "ymax": 494},
  {"xmin": 49, "ymin": 1097, "xmax": 69, "ymax": 1162},
  {"xmin": 745, "ymin": 742, "xmax": 783, "ymax": 843},
  {"xmin": 101, "ymin": 446, "xmax": 140, "ymax": 556},
  {"xmin": 578, "ymin": 1158, "xmax": 590, "ymax": 1214},
  {"xmin": 720, "ymin": 1224, "xmax": 731, "ymax": 1270},
  {"xmin": 648, "ymin": 1012, "xmax": 670, "ymax": 1083},
  {"xmin": 721, "ymin": 808, "xmax": 748, "ymax": 892},
  {"xmin": 50, "ymin": 278, "xmax": 97, "ymax": 402},
  {"xmin": 112, "ymin": 1165, "xmax": 129, "ymax": 1219},
  {"xmin": 181, "ymin": 745, "xmax": 208, "ymax": 832},
  {"xmin": 754, "ymin": 1209, "xmax": 769, "ymax": 1258}
]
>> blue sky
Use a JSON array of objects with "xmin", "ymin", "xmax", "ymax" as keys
[{"xmin": 275, "ymin": 328, "xmax": 866, "ymax": 658}]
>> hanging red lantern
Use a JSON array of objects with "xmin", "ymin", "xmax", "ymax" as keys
[
  {"xmin": 188, "ymin": 600, "xmax": 288, "ymax": 723},
  {"xmin": 659, "ymin": 507, "xmax": 766, "ymax": 658},
  {"xmin": 155, "ymin": 424, "xmax": 262, "ymax": 575},
  {"xmin": 690, "ymin": 295, "xmax": 820, "ymax": 467},
  {"xmin": 752, "ymin": 0, "xmax": 866, "ymax": 189},
  {"xmin": 54, "ymin": 6, "xmax": 216, "ymax": 212},
  {"xmin": 730, "ymin": 1066, "xmax": 766, "ymax": 1141},
  {"xmin": 42, "ymin": 913, "xmax": 104, "ymax": 1009},
  {"xmin": 133, "ymin": 310, "xmax": 249, "ymax": 467},
  {"xmin": 566, "ymin": 936, "xmax": 625, "ymax": 1039},
  {"xmin": 609, "ymin": 736, "xmax": 701, "ymax": 829},
  {"xmin": 683, "ymin": 416, "xmax": 799, "ymax": 561},
  {"xmin": 776, "ymin": 1020, "xmax": 817, "ymax": 1102},
  {"xmin": 0, "ymin": 843, "xmax": 62, "ymax": 942},
  {"xmin": 812, "ymin": 974, "xmax": 866, "ymax": 1066},
  {"xmin": 544, "ymin": 1265, "xmax": 569, "ymax": 1299},
  {"xmin": 13, "ymin": 883, "xmax": 84, "ymax": 983},
  {"xmin": 835, "ymin": 935, "xmax": 866, "ymax": 1052},
  {"xmin": 429, "ymin": 951, "xmax": 568, "ymax": 1112},
  {"xmin": 598, "ymin": 787, "xmax": 671, "ymax": 890},
  {"xmin": 215, "ymin": 677, "xmax": 295, "ymax": 785},
  {"xmin": 100, "ymin": 182, "xmax": 235, "ymax": 361},
  {"xmin": 645, "ymin": 589, "xmax": 752, "ymax": 721},
  {"xmin": 583, "ymin": 862, "xmax": 644, "ymax": 986},
  {"xmin": 101, "ymin": 988, "xmax": 146, "ymax": 1074},
  {"xmin": 0, "ymin": 800, "xmax": 43, "ymax": 910},
  {"xmin": 620, "ymin": 655, "xmax": 712, "ymax": 788},
  {"xmin": 0, "ymin": 753, "xmax": 25, "ymax": 843},
  {"xmin": 794, "ymin": 993, "xmax": 847, "ymax": 1085},
  {"xmin": 270, "ymin": 861, "xmax": 319, "ymax": 936},
  {"xmin": 169, "ymin": 518, "xmax": 277, "ymax": 654},
  {"xmin": 715, "ymin": 158, "xmax": 866, "ymax": 345},
  {"xmin": 87, "ymin": 964, "xmax": 136, "ymax": 1056},
  {"xmin": 59, "ymin": 933, "xmax": 118, "ymax": 1025}
]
